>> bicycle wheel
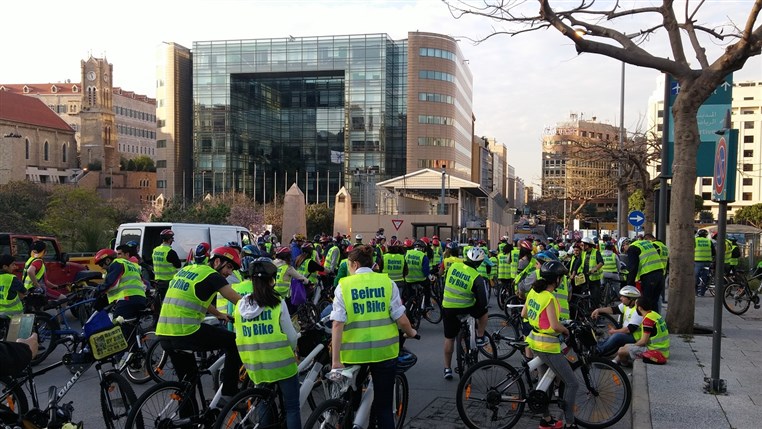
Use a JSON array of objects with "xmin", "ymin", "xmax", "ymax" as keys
[
  {"xmin": 100, "ymin": 371, "xmax": 138, "ymax": 429},
  {"xmin": 485, "ymin": 313, "xmax": 520, "ymax": 360},
  {"xmin": 569, "ymin": 358, "xmax": 631, "ymax": 429},
  {"xmin": 0, "ymin": 376, "xmax": 29, "ymax": 416},
  {"xmin": 146, "ymin": 340, "xmax": 177, "ymax": 383},
  {"xmin": 31, "ymin": 311, "xmax": 60, "ymax": 366},
  {"xmin": 423, "ymin": 296, "xmax": 443, "ymax": 324},
  {"xmin": 125, "ymin": 381, "xmax": 199, "ymax": 429},
  {"xmin": 124, "ymin": 332, "xmax": 155, "ymax": 385},
  {"xmin": 213, "ymin": 387, "xmax": 279, "ymax": 429},
  {"xmin": 303, "ymin": 398, "xmax": 351, "ymax": 429},
  {"xmin": 591, "ymin": 313, "xmax": 620, "ymax": 344},
  {"xmin": 456, "ymin": 359, "xmax": 525, "ymax": 429},
  {"xmin": 723, "ymin": 283, "xmax": 752, "ymax": 315},
  {"xmin": 393, "ymin": 374, "xmax": 409, "ymax": 429},
  {"xmin": 405, "ymin": 297, "xmax": 422, "ymax": 330},
  {"xmin": 455, "ymin": 329, "xmax": 467, "ymax": 376}
]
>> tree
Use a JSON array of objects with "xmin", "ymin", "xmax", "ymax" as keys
[
  {"xmin": 698, "ymin": 210, "xmax": 714, "ymax": 223},
  {"xmin": 306, "ymin": 203, "xmax": 334, "ymax": 239},
  {"xmin": 629, "ymin": 189, "xmax": 645, "ymax": 211},
  {"xmin": 694, "ymin": 194, "xmax": 705, "ymax": 216},
  {"xmin": 734, "ymin": 203, "xmax": 762, "ymax": 228},
  {"xmin": 38, "ymin": 187, "xmax": 118, "ymax": 252},
  {"xmin": 445, "ymin": 0, "xmax": 762, "ymax": 333},
  {"xmin": 0, "ymin": 181, "xmax": 51, "ymax": 233}
]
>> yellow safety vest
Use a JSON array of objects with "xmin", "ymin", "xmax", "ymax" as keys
[
  {"xmin": 339, "ymin": 273, "xmax": 398, "ymax": 364},
  {"xmin": 722, "ymin": 239, "xmax": 732, "ymax": 265},
  {"xmin": 553, "ymin": 277, "xmax": 570, "ymax": 321},
  {"xmin": 729, "ymin": 244, "xmax": 739, "ymax": 267},
  {"xmin": 404, "ymin": 249, "xmax": 426, "ymax": 282},
  {"xmin": 584, "ymin": 249, "xmax": 603, "ymax": 281},
  {"xmin": 442, "ymin": 256, "xmax": 462, "ymax": 279},
  {"xmin": 634, "ymin": 311, "xmax": 670, "ymax": 358},
  {"xmin": 431, "ymin": 246, "xmax": 443, "ymax": 268},
  {"xmin": 152, "ymin": 244, "xmax": 177, "ymax": 281},
  {"xmin": 22, "ymin": 256, "xmax": 45, "ymax": 290},
  {"xmin": 216, "ymin": 270, "xmax": 242, "ymax": 315},
  {"xmin": 526, "ymin": 290, "xmax": 561, "ymax": 353},
  {"xmin": 156, "ymin": 264, "xmax": 218, "ymax": 336},
  {"xmin": 442, "ymin": 262, "xmax": 477, "ymax": 309},
  {"xmin": 0, "ymin": 273, "xmax": 23, "ymax": 315},
  {"xmin": 382, "ymin": 253, "xmax": 405, "ymax": 282},
  {"xmin": 694, "ymin": 237, "xmax": 712, "ymax": 262},
  {"xmin": 489, "ymin": 256, "xmax": 499, "ymax": 281},
  {"xmin": 631, "ymin": 241, "xmax": 664, "ymax": 280},
  {"xmin": 106, "ymin": 259, "xmax": 147, "ymax": 303},
  {"xmin": 497, "ymin": 253, "xmax": 511, "ymax": 280},
  {"xmin": 274, "ymin": 264, "xmax": 291, "ymax": 298},
  {"xmin": 510, "ymin": 249, "xmax": 520, "ymax": 278},
  {"xmin": 652, "ymin": 240, "xmax": 669, "ymax": 273},
  {"xmin": 601, "ymin": 252, "xmax": 619, "ymax": 273},
  {"xmin": 235, "ymin": 302, "xmax": 297, "ymax": 383}
]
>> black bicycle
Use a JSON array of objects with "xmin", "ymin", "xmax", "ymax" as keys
[{"xmin": 404, "ymin": 281, "xmax": 442, "ymax": 328}]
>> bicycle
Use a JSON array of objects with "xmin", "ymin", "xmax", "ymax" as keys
[
  {"xmin": 303, "ymin": 340, "xmax": 419, "ymax": 429},
  {"xmin": 455, "ymin": 314, "xmax": 497, "ymax": 377},
  {"xmin": 723, "ymin": 270, "xmax": 762, "ymax": 315},
  {"xmin": 0, "ymin": 312, "xmax": 138, "ymax": 429},
  {"xmin": 111, "ymin": 308, "xmax": 157, "ymax": 385},
  {"xmin": 29, "ymin": 294, "xmax": 99, "ymax": 366},
  {"xmin": 456, "ymin": 320, "xmax": 632, "ymax": 429},
  {"xmin": 404, "ymin": 281, "xmax": 443, "ymax": 329},
  {"xmin": 212, "ymin": 319, "xmax": 335, "ymax": 428},
  {"xmin": 569, "ymin": 293, "xmax": 620, "ymax": 344}
]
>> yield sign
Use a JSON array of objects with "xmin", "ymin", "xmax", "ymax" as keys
[{"xmin": 392, "ymin": 219, "xmax": 404, "ymax": 231}]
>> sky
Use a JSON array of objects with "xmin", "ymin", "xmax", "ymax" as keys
[{"xmin": 1, "ymin": 0, "xmax": 760, "ymax": 190}]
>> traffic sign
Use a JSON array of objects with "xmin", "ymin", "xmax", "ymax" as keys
[
  {"xmin": 391, "ymin": 219, "xmax": 404, "ymax": 231},
  {"xmin": 628, "ymin": 211, "xmax": 645, "ymax": 227},
  {"xmin": 712, "ymin": 130, "xmax": 738, "ymax": 203}
]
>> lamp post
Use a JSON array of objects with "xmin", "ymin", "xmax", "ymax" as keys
[
  {"xmin": 617, "ymin": 60, "xmax": 626, "ymax": 238},
  {"xmin": 440, "ymin": 164, "xmax": 446, "ymax": 215}
]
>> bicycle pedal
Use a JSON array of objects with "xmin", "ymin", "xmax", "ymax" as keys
[{"xmin": 754, "ymin": 304, "xmax": 760, "ymax": 309}]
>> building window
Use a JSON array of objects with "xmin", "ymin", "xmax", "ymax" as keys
[
  {"xmin": 419, "ymin": 47, "xmax": 455, "ymax": 61},
  {"xmin": 418, "ymin": 115, "xmax": 453, "ymax": 125},
  {"xmin": 44, "ymin": 141, "xmax": 49, "ymax": 161},
  {"xmin": 744, "ymin": 135, "xmax": 754, "ymax": 143},
  {"xmin": 157, "ymin": 180, "xmax": 166, "ymax": 188},
  {"xmin": 62, "ymin": 143, "xmax": 67, "ymax": 163},
  {"xmin": 418, "ymin": 70, "xmax": 455, "ymax": 82},
  {"xmin": 417, "ymin": 137, "xmax": 455, "ymax": 147},
  {"xmin": 744, "ymin": 150, "xmax": 754, "ymax": 158},
  {"xmin": 743, "ymin": 164, "xmax": 753, "ymax": 172},
  {"xmin": 701, "ymin": 192, "xmax": 711, "ymax": 200},
  {"xmin": 701, "ymin": 178, "xmax": 712, "ymax": 186},
  {"xmin": 744, "ymin": 121, "xmax": 755, "ymax": 129},
  {"xmin": 743, "ymin": 192, "xmax": 753, "ymax": 201},
  {"xmin": 743, "ymin": 178, "xmax": 753, "ymax": 186},
  {"xmin": 156, "ymin": 160, "xmax": 167, "ymax": 168},
  {"xmin": 25, "ymin": 140, "xmax": 29, "ymax": 160},
  {"xmin": 155, "ymin": 139, "xmax": 166, "ymax": 149},
  {"xmin": 418, "ymin": 92, "xmax": 454, "ymax": 104}
]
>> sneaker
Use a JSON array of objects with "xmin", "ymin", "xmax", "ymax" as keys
[
  {"xmin": 538, "ymin": 417, "xmax": 563, "ymax": 429},
  {"xmin": 475, "ymin": 335, "xmax": 489, "ymax": 348},
  {"xmin": 443, "ymin": 368, "xmax": 453, "ymax": 380}
]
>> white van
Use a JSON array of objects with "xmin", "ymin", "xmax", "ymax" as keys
[{"xmin": 115, "ymin": 222, "xmax": 252, "ymax": 265}]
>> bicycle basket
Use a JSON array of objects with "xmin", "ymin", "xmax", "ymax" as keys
[
  {"xmin": 83, "ymin": 310, "xmax": 114, "ymax": 338},
  {"xmin": 88, "ymin": 326, "xmax": 128, "ymax": 360}
]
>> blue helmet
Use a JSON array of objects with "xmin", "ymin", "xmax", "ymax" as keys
[
  {"xmin": 242, "ymin": 244, "xmax": 262, "ymax": 258},
  {"xmin": 240, "ymin": 256, "xmax": 256, "ymax": 274},
  {"xmin": 534, "ymin": 251, "xmax": 558, "ymax": 262}
]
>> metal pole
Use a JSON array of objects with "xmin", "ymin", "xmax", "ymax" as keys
[
  {"xmin": 618, "ymin": 61, "xmax": 625, "ymax": 237},
  {"xmin": 441, "ymin": 166, "xmax": 446, "ymax": 215},
  {"xmin": 657, "ymin": 74, "xmax": 670, "ymax": 242},
  {"xmin": 709, "ymin": 201, "xmax": 728, "ymax": 393}
]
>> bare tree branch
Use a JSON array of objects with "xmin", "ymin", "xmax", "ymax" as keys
[
  {"xmin": 682, "ymin": 0, "xmax": 711, "ymax": 67},
  {"xmin": 661, "ymin": 0, "xmax": 689, "ymax": 65}
]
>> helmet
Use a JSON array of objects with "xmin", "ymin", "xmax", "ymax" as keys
[
  {"xmin": 225, "ymin": 241, "xmax": 242, "ymax": 251},
  {"xmin": 619, "ymin": 285, "xmax": 641, "ymax": 298},
  {"xmin": 294, "ymin": 233, "xmax": 306, "ymax": 241},
  {"xmin": 355, "ymin": 234, "xmax": 363, "ymax": 241},
  {"xmin": 432, "ymin": 235, "xmax": 439, "ymax": 240},
  {"xmin": 534, "ymin": 251, "xmax": 557, "ymax": 262},
  {"xmin": 249, "ymin": 257, "xmax": 278, "ymax": 279},
  {"xmin": 160, "ymin": 229, "xmax": 174, "ymax": 238},
  {"xmin": 446, "ymin": 241, "xmax": 459, "ymax": 250},
  {"xmin": 420, "ymin": 237, "xmax": 430, "ymax": 245},
  {"xmin": 242, "ymin": 244, "xmax": 262, "ymax": 258},
  {"xmin": 558, "ymin": 250, "xmax": 568, "ymax": 260},
  {"xmin": 275, "ymin": 246, "xmax": 290, "ymax": 257},
  {"xmin": 519, "ymin": 240, "xmax": 532, "ymax": 250},
  {"xmin": 489, "ymin": 249, "xmax": 498, "ymax": 256},
  {"xmin": 346, "ymin": 245, "xmax": 354, "ymax": 252},
  {"xmin": 301, "ymin": 242, "xmax": 314, "ymax": 251},
  {"xmin": 711, "ymin": 231, "xmax": 719, "ymax": 239},
  {"xmin": 539, "ymin": 260, "xmax": 569, "ymax": 281},
  {"xmin": 125, "ymin": 241, "xmax": 139, "ymax": 249},
  {"xmin": 547, "ymin": 237, "xmax": 555, "ymax": 242},
  {"xmin": 210, "ymin": 246, "xmax": 242, "ymax": 270},
  {"xmin": 194, "ymin": 242, "xmax": 211, "ymax": 260},
  {"xmin": 466, "ymin": 247, "xmax": 486, "ymax": 263},
  {"xmin": 697, "ymin": 229, "xmax": 708, "ymax": 237},
  {"xmin": 403, "ymin": 239, "xmax": 414, "ymax": 248},
  {"xmin": 240, "ymin": 256, "xmax": 256, "ymax": 274},
  {"xmin": 602, "ymin": 234, "xmax": 610, "ymax": 241},
  {"xmin": 432, "ymin": 238, "xmax": 440, "ymax": 246},
  {"xmin": 94, "ymin": 248, "xmax": 117, "ymax": 265},
  {"xmin": 414, "ymin": 240, "xmax": 426, "ymax": 250},
  {"xmin": 581, "ymin": 237, "xmax": 595, "ymax": 246},
  {"xmin": 642, "ymin": 349, "xmax": 667, "ymax": 365},
  {"xmin": 397, "ymin": 349, "xmax": 418, "ymax": 372}
]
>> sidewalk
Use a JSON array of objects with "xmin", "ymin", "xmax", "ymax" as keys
[{"xmin": 631, "ymin": 294, "xmax": 762, "ymax": 428}]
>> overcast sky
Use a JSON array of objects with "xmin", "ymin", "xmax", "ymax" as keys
[{"xmin": 1, "ymin": 0, "xmax": 759, "ymax": 189}]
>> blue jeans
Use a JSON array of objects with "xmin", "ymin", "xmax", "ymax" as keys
[
  {"xmin": 596, "ymin": 332, "xmax": 635, "ymax": 356},
  {"xmin": 694, "ymin": 262, "xmax": 711, "ymax": 295},
  {"xmin": 368, "ymin": 358, "xmax": 397, "ymax": 429},
  {"xmin": 259, "ymin": 374, "xmax": 301, "ymax": 429}
]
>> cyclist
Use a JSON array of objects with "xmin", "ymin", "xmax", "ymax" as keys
[
  {"xmin": 234, "ymin": 257, "xmax": 300, "ymax": 429},
  {"xmin": 0, "ymin": 334, "xmax": 38, "ymax": 377},
  {"xmin": 151, "ymin": 229, "xmax": 182, "ymax": 303},
  {"xmin": 94, "ymin": 248, "xmax": 147, "ymax": 318},
  {"xmin": 117, "ymin": 241, "xmax": 154, "ymax": 283},
  {"xmin": 22, "ymin": 240, "xmax": 47, "ymax": 293},
  {"xmin": 273, "ymin": 246, "xmax": 310, "ymax": 301},
  {"xmin": 156, "ymin": 246, "xmax": 243, "ymax": 405},
  {"xmin": 694, "ymin": 229, "xmax": 714, "ymax": 297},
  {"xmin": 0, "ymin": 254, "xmax": 26, "ymax": 317},
  {"xmin": 439, "ymin": 241, "xmax": 462, "ymax": 280},
  {"xmin": 330, "ymin": 245, "xmax": 417, "ymax": 429},
  {"xmin": 615, "ymin": 296, "xmax": 670, "ymax": 366},
  {"xmin": 581, "ymin": 237, "xmax": 604, "ymax": 308},
  {"xmin": 521, "ymin": 260, "xmax": 579, "ymax": 429},
  {"xmin": 404, "ymin": 240, "xmax": 430, "ymax": 303},
  {"xmin": 591, "ymin": 286, "xmax": 643, "ymax": 357},
  {"xmin": 624, "ymin": 237, "xmax": 665, "ymax": 314},
  {"xmin": 441, "ymin": 247, "xmax": 490, "ymax": 380}
]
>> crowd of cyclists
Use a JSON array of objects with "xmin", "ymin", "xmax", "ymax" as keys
[{"xmin": 0, "ymin": 227, "xmax": 684, "ymax": 429}]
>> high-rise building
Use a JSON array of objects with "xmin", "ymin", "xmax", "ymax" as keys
[
  {"xmin": 541, "ymin": 113, "xmax": 620, "ymax": 212},
  {"xmin": 647, "ymin": 79, "xmax": 762, "ymax": 217},
  {"xmin": 185, "ymin": 32, "xmax": 474, "ymax": 208}
]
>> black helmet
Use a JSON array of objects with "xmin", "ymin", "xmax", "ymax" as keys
[
  {"xmin": 249, "ymin": 257, "xmax": 278, "ymax": 279},
  {"xmin": 540, "ymin": 260, "xmax": 568, "ymax": 281},
  {"xmin": 697, "ymin": 229, "xmax": 709, "ymax": 237},
  {"xmin": 413, "ymin": 240, "xmax": 426, "ymax": 250}
]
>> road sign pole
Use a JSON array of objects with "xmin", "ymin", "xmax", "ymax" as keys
[{"xmin": 706, "ymin": 201, "xmax": 727, "ymax": 394}]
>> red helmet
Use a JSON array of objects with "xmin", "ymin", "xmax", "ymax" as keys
[
  {"xmin": 432, "ymin": 235, "xmax": 439, "ymax": 240},
  {"xmin": 160, "ymin": 229, "xmax": 174, "ymax": 239},
  {"xmin": 420, "ymin": 237, "xmax": 431, "ymax": 245},
  {"xmin": 275, "ymin": 246, "xmax": 290, "ymax": 256},
  {"xmin": 403, "ymin": 239, "xmax": 414, "ymax": 248},
  {"xmin": 346, "ymin": 245, "xmax": 354, "ymax": 252},
  {"xmin": 210, "ymin": 246, "xmax": 241, "ymax": 270},
  {"xmin": 94, "ymin": 248, "xmax": 117, "ymax": 265},
  {"xmin": 519, "ymin": 240, "xmax": 532, "ymax": 250},
  {"xmin": 432, "ymin": 238, "xmax": 440, "ymax": 246}
]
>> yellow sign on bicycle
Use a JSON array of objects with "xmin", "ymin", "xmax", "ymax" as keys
[{"xmin": 89, "ymin": 326, "xmax": 128, "ymax": 360}]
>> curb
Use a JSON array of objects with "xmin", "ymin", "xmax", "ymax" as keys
[{"xmin": 631, "ymin": 359, "xmax": 652, "ymax": 429}]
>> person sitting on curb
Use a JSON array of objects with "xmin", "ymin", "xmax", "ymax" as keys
[
  {"xmin": 614, "ymin": 296, "xmax": 670, "ymax": 366},
  {"xmin": 590, "ymin": 286, "xmax": 643, "ymax": 357}
]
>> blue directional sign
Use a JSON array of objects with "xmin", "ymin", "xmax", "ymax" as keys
[
  {"xmin": 628, "ymin": 210, "xmax": 646, "ymax": 227},
  {"xmin": 664, "ymin": 74, "xmax": 732, "ymax": 177}
]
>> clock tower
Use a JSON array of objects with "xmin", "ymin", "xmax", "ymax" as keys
[{"xmin": 80, "ymin": 57, "xmax": 118, "ymax": 171}]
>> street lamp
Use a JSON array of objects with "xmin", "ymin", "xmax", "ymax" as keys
[{"xmin": 440, "ymin": 164, "xmax": 446, "ymax": 215}]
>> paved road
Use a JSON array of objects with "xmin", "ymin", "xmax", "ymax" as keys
[{"xmin": 29, "ymin": 296, "xmax": 631, "ymax": 428}]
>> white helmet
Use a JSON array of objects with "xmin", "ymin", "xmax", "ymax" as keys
[
  {"xmin": 581, "ymin": 237, "xmax": 595, "ymax": 246},
  {"xmin": 466, "ymin": 247, "xmax": 486, "ymax": 263},
  {"xmin": 355, "ymin": 234, "xmax": 363, "ymax": 241},
  {"xmin": 619, "ymin": 286, "xmax": 641, "ymax": 298}
]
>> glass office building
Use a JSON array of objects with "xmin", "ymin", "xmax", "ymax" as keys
[{"xmin": 192, "ymin": 32, "xmax": 472, "ymax": 207}]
